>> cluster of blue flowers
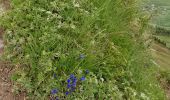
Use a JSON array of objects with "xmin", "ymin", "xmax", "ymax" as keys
[
  {"xmin": 51, "ymin": 69, "xmax": 89, "ymax": 99},
  {"xmin": 51, "ymin": 89, "xmax": 58, "ymax": 95},
  {"xmin": 65, "ymin": 70, "xmax": 89, "ymax": 95},
  {"xmin": 50, "ymin": 54, "xmax": 89, "ymax": 99},
  {"xmin": 65, "ymin": 74, "xmax": 77, "ymax": 95}
]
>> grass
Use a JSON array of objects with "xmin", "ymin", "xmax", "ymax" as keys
[{"xmin": 0, "ymin": 0, "xmax": 167, "ymax": 99}]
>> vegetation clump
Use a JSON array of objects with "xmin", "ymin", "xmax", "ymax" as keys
[{"xmin": 0, "ymin": 0, "xmax": 166, "ymax": 99}]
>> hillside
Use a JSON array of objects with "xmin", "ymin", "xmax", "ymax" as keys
[
  {"xmin": 145, "ymin": 0, "xmax": 170, "ymax": 67},
  {"xmin": 144, "ymin": 0, "xmax": 170, "ymax": 99},
  {"xmin": 0, "ymin": 0, "xmax": 167, "ymax": 99}
]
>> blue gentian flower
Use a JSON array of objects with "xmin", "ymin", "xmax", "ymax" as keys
[
  {"xmin": 67, "ymin": 84, "xmax": 71, "ymax": 88},
  {"xmin": 67, "ymin": 79, "xmax": 71, "ymax": 83},
  {"xmin": 73, "ymin": 78, "xmax": 77, "ymax": 82},
  {"xmin": 80, "ymin": 76, "xmax": 85, "ymax": 81},
  {"xmin": 51, "ymin": 89, "xmax": 58, "ymax": 95},
  {"xmin": 55, "ymin": 97, "xmax": 59, "ymax": 100},
  {"xmin": 65, "ymin": 91, "xmax": 69, "ymax": 95},
  {"xmin": 66, "ymin": 74, "xmax": 79, "ymax": 94},
  {"xmin": 70, "ymin": 74, "xmax": 75, "ymax": 79},
  {"xmin": 80, "ymin": 54, "xmax": 85, "ymax": 59},
  {"xmin": 72, "ymin": 82, "xmax": 76, "ymax": 87}
]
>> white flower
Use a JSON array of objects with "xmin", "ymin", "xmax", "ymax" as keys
[
  {"xmin": 46, "ymin": 11, "xmax": 52, "ymax": 15},
  {"xmin": 73, "ymin": 0, "xmax": 80, "ymax": 8},
  {"xmin": 74, "ymin": 3, "xmax": 80, "ymax": 8},
  {"xmin": 100, "ymin": 78, "xmax": 104, "ymax": 82},
  {"xmin": 140, "ymin": 93, "xmax": 149, "ymax": 100}
]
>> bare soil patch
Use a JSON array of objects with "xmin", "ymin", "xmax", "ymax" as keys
[{"xmin": 0, "ymin": 1, "xmax": 26, "ymax": 99}]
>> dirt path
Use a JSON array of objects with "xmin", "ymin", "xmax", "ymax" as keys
[
  {"xmin": 0, "ymin": 61, "xmax": 26, "ymax": 100},
  {"xmin": 0, "ymin": 2, "xmax": 12, "ymax": 100},
  {"xmin": 0, "ymin": 21, "xmax": 15, "ymax": 100},
  {"xmin": 0, "ymin": 30, "xmax": 25, "ymax": 100},
  {"xmin": 151, "ymin": 42, "xmax": 170, "ymax": 70},
  {"xmin": 0, "ymin": 63, "xmax": 14, "ymax": 100},
  {"xmin": 0, "ymin": 1, "xmax": 25, "ymax": 100}
]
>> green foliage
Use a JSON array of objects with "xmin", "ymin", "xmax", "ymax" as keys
[{"xmin": 0, "ymin": 0, "xmax": 166, "ymax": 99}]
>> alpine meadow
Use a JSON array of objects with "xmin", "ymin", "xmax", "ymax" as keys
[{"xmin": 0, "ymin": 0, "xmax": 169, "ymax": 100}]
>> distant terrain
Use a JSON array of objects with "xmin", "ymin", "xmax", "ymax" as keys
[
  {"xmin": 146, "ymin": 0, "xmax": 170, "ymax": 67},
  {"xmin": 147, "ymin": 0, "xmax": 170, "ymax": 29},
  {"xmin": 146, "ymin": 0, "xmax": 170, "ymax": 98}
]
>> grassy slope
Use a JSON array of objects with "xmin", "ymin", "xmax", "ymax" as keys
[
  {"xmin": 147, "ymin": 0, "xmax": 170, "ymax": 98},
  {"xmin": 147, "ymin": 0, "xmax": 170, "ymax": 67},
  {"xmin": 0, "ymin": 0, "xmax": 166, "ymax": 99}
]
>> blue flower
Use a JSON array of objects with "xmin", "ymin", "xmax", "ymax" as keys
[
  {"xmin": 73, "ymin": 78, "xmax": 77, "ymax": 82},
  {"xmin": 67, "ymin": 84, "xmax": 71, "ymax": 88},
  {"xmin": 85, "ymin": 69, "xmax": 89, "ymax": 74},
  {"xmin": 55, "ymin": 97, "xmax": 59, "ymax": 100},
  {"xmin": 67, "ymin": 79, "xmax": 71, "ymax": 83},
  {"xmin": 51, "ymin": 89, "xmax": 58, "ymax": 95},
  {"xmin": 80, "ymin": 54, "xmax": 85, "ymax": 59},
  {"xmin": 72, "ymin": 82, "xmax": 76, "ymax": 87},
  {"xmin": 80, "ymin": 76, "xmax": 85, "ymax": 81},
  {"xmin": 70, "ymin": 74, "xmax": 75, "ymax": 79},
  {"xmin": 65, "ymin": 91, "xmax": 69, "ymax": 95}
]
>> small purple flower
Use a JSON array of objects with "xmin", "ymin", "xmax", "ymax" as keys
[
  {"xmin": 80, "ymin": 54, "xmax": 85, "ymax": 59},
  {"xmin": 51, "ymin": 89, "xmax": 58, "ymax": 95},
  {"xmin": 80, "ymin": 76, "xmax": 85, "ymax": 81},
  {"xmin": 65, "ymin": 91, "xmax": 69, "ymax": 95}
]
